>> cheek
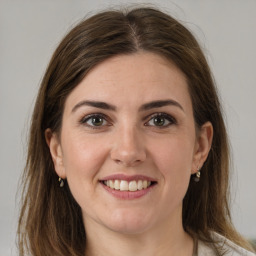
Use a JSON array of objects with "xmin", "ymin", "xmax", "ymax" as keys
[
  {"xmin": 61, "ymin": 132, "xmax": 109, "ymax": 187},
  {"xmin": 152, "ymin": 135, "xmax": 194, "ymax": 170},
  {"xmin": 150, "ymin": 136, "xmax": 194, "ymax": 191},
  {"xmin": 60, "ymin": 134, "xmax": 108, "ymax": 208}
]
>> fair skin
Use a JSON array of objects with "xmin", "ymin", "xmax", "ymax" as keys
[{"xmin": 46, "ymin": 52, "xmax": 213, "ymax": 256}]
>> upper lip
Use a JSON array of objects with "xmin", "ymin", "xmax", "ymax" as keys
[{"xmin": 100, "ymin": 174, "xmax": 157, "ymax": 182}]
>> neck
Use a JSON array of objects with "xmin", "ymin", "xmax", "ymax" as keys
[{"xmin": 84, "ymin": 208, "xmax": 194, "ymax": 256}]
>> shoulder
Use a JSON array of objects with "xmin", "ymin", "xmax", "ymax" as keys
[{"xmin": 198, "ymin": 232, "xmax": 256, "ymax": 256}]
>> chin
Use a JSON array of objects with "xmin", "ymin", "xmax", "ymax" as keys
[{"xmin": 102, "ymin": 208, "xmax": 154, "ymax": 235}]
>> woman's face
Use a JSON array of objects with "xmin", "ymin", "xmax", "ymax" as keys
[{"xmin": 48, "ymin": 52, "xmax": 212, "ymax": 235}]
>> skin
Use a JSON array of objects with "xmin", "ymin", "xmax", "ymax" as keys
[{"xmin": 46, "ymin": 52, "xmax": 213, "ymax": 256}]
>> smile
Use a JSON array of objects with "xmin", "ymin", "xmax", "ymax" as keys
[
  {"xmin": 100, "ymin": 174, "xmax": 157, "ymax": 199},
  {"xmin": 103, "ymin": 180, "xmax": 152, "ymax": 191}
]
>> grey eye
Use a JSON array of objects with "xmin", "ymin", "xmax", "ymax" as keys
[
  {"xmin": 81, "ymin": 115, "xmax": 108, "ymax": 127},
  {"xmin": 89, "ymin": 116, "xmax": 105, "ymax": 126},
  {"xmin": 146, "ymin": 113, "xmax": 176, "ymax": 127},
  {"xmin": 152, "ymin": 116, "xmax": 166, "ymax": 126}
]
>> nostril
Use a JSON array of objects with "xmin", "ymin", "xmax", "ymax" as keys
[
  {"xmin": 111, "ymin": 150, "xmax": 146, "ymax": 167},
  {"xmin": 114, "ymin": 159, "xmax": 122, "ymax": 165},
  {"xmin": 114, "ymin": 159, "xmax": 142, "ymax": 167}
]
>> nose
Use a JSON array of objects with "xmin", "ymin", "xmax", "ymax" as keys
[{"xmin": 110, "ymin": 126, "xmax": 146, "ymax": 167}]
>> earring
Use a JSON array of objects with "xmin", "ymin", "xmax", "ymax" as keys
[
  {"xmin": 58, "ymin": 177, "xmax": 64, "ymax": 187},
  {"xmin": 193, "ymin": 167, "xmax": 201, "ymax": 182}
]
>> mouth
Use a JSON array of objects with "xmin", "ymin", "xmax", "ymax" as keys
[
  {"xmin": 100, "ymin": 179, "xmax": 157, "ymax": 192},
  {"xmin": 99, "ymin": 174, "xmax": 157, "ymax": 193}
]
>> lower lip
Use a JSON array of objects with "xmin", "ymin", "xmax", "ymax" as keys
[{"xmin": 101, "ymin": 183, "xmax": 155, "ymax": 200}]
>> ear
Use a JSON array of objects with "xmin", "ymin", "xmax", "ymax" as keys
[
  {"xmin": 192, "ymin": 121, "xmax": 213, "ymax": 174},
  {"xmin": 45, "ymin": 128, "xmax": 66, "ymax": 179}
]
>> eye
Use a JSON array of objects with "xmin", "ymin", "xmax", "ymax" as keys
[
  {"xmin": 145, "ymin": 113, "xmax": 176, "ymax": 127},
  {"xmin": 80, "ymin": 114, "xmax": 109, "ymax": 128}
]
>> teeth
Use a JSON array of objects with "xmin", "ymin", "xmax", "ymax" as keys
[
  {"xmin": 137, "ymin": 180, "xmax": 143, "ymax": 190},
  {"xmin": 129, "ymin": 181, "xmax": 137, "ymax": 191},
  {"xmin": 114, "ymin": 180, "xmax": 120, "ymax": 190},
  {"xmin": 143, "ymin": 180, "xmax": 148, "ymax": 189},
  {"xmin": 109, "ymin": 180, "xmax": 114, "ymax": 189},
  {"xmin": 120, "ymin": 180, "xmax": 129, "ymax": 191},
  {"xmin": 103, "ymin": 179, "xmax": 153, "ymax": 191}
]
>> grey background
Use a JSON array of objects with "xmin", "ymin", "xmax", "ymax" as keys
[{"xmin": 1, "ymin": 0, "xmax": 255, "ymax": 255}]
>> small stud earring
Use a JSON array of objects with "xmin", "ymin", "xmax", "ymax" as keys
[
  {"xmin": 58, "ymin": 177, "xmax": 64, "ymax": 187},
  {"xmin": 193, "ymin": 167, "xmax": 201, "ymax": 182}
]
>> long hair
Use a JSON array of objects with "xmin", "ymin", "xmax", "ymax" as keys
[{"xmin": 17, "ymin": 7, "xmax": 253, "ymax": 255}]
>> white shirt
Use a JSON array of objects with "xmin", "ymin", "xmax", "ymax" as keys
[{"xmin": 197, "ymin": 232, "xmax": 256, "ymax": 256}]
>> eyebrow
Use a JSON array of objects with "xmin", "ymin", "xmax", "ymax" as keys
[
  {"xmin": 139, "ymin": 99, "xmax": 184, "ymax": 112},
  {"xmin": 71, "ymin": 99, "xmax": 184, "ymax": 113},
  {"xmin": 72, "ymin": 100, "xmax": 116, "ymax": 113}
]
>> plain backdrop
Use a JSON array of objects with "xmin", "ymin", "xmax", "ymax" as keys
[{"xmin": 0, "ymin": 0, "xmax": 255, "ymax": 255}]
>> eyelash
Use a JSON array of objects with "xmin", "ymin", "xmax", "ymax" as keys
[
  {"xmin": 79, "ymin": 113, "xmax": 110, "ymax": 129},
  {"xmin": 79, "ymin": 112, "xmax": 177, "ymax": 129},
  {"xmin": 144, "ymin": 113, "xmax": 177, "ymax": 128}
]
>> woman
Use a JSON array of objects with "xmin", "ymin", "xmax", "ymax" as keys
[{"xmin": 17, "ymin": 6, "xmax": 255, "ymax": 256}]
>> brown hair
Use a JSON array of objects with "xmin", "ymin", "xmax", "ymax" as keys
[{"xmin": 17, "ymin": 6, "xmax": 253, "ymax": 256}]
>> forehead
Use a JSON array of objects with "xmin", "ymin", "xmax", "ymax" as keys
[{"xmin": 64, "ymin": 52, "xmax": 192, "ymax": 113}]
